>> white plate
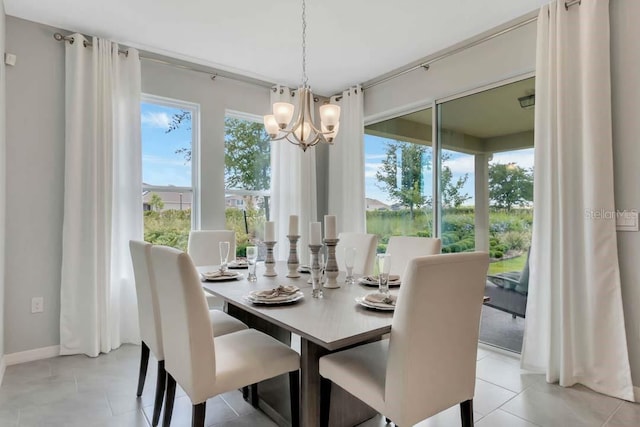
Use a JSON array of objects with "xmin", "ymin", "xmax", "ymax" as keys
[
  {"xmin": 228, "ymin": 260, "xmax": 249, "ymax": 269},
  {"xmin": 357, "ymin": 277, "xmax": 401, "ymax": 287},
  {"xmin": 245, "ymin": 292, "xmax": 304, "ymax": 305},
  {"xmin": 201, "ymin": 272, "xmax": 243, "ymax": 281},
  {"xmin": 297, "ymin": 265, "xmax": 311, "ymax": 273},
  {"xmin": 355, "ymin": 296, "xmax": 396, "ymax": 311}
]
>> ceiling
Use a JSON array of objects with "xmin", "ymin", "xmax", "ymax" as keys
[{"xmin": 4, "ymin": 0, "xmax": 547, "ymax": 95}]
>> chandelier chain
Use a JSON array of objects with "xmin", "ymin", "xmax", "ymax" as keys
[{"xmin": 301, "ymin": 0, "xmax": 308, "ymax": 86}]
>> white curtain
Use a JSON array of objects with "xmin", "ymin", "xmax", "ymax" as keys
[
  {"xmin": 521, "ymin": 1, "xmax": 634, "ymax": 401},
  {"xmin": 60, "ymin": 35, "xmax": 143, "ymax": 357},
  {"xmin": 269, "ymin": 85, "xmax": 318, "ymax": 263},
  {"xmin": 328, "ymin": 86, "xmax": 365, "ymax": 233}
]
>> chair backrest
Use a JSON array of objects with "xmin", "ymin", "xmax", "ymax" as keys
[
  {"xmin": 150, "ymin": 245, "xmax": 216, "ymax": 403},
  {"xmin": 187, "ymin": 230, "xmax": 236, "ymax": 267},
  {"xmin": 384, "ymin": 252, "xmax": 489, "ymax": 426},
  {"xmin": 385, "ymin": 236, "xmax": 441, "ymax": 280},
  {"xmin": 129, "ymin": 240, "xmax": 164, "ymax": 360},
  {"xmin": 335, "ymin": 232, "xmax": 378, "ymax": 275}
]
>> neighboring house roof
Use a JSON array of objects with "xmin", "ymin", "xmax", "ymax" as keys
[{"xmin": 365, "ymin": 198, "xmax": 390, "ymax": 211}]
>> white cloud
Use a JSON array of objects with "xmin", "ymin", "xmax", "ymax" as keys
[
  {"xmin": 364, "ymin": 162, "xmax": 382, "ymax": 178},
  {"xmin": 442, "ymin": 155, "xmax": 475, "ymax": 174},
  {"xmin": 491, "ymin": 149, "xmax": 534, "ymax": 169},
  {"xmin": 141, "ymin": 112, "xmax": 171, "ymax": 129},
  {"xmin": 365, "ymin": 153, "xmax": 387, "ymax": 161}
]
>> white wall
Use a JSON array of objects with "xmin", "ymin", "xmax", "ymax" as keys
[
  {"xmin": 611, "ymin": 0, "xmax": 640, "ymax": 387},
  {"xmin": 0, "ymin": 0, "xmax": 7, "ymax": 365},
  {"xmin": 364, "ymin": 5, "xmax": 640, "ymax": 387},
  {"xmin": 3, "ymin": 16, "xmax": 270, "ymax": 354}
]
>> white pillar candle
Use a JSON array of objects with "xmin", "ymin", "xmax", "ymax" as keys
[
  {"xmin": 265, "ymin": 221, "xmax": 275, "ymax": 242},
  {"xmin": 324, "ymin": 215, "xmax": 337, "ymax": 240},
  {"xmin": 309, "ymin": 222, "xmax": 322, "ymax": 245},
  {"xmin": 289, "ymin": 215, "xmax": 299, "ymax": 236}
]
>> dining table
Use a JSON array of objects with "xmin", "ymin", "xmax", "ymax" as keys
[{"xmin": 198, "ymin": 261, "xmax": 395, "ymax": 427}]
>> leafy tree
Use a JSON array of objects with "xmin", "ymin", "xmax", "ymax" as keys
[
  {"xmin": 223, "ymin": 117, "xmax": 271, "ymax": 191},
  {"xmin": 149, "ymin": 193, "xmax": 164, "ymax": 211},
  {"xmin": 488, "ymin": 163, "xmax": 533, "ymax": 210},
  {"xmin": 376, "ymin": 141, "xmax": 430, "ymax": 218},
  {"xmin": 440, "ymin": 157, "xmax": 471, "ymax": 208},
  {"xmin": 167, "ymin": 111, "xmax": 192, "ymax": 162}
]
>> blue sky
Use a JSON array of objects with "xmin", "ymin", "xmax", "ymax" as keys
[
  {"xmin": 141, "ymin": 102, "xmax": 192, "ymax": 187},
  {"xmin": 364, "ymin": 134, "xmax": 534, "ymax": 206}
]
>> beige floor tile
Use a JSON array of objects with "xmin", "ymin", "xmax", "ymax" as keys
[
  {"xmin": 475, "ymin": 355, "xmax": 536, "ymax": 393},
  {"xmin": 605, "ymin": 401, "xmax": 640, "ymax": 427},
  {"xmin": 475, "ymin": 409, "xmax": 540, "ymax": 427},
  {"xmin": 17, "ymin": 391, "xmax": 112, "ymax": 427},
  {"xmin": 142, "ymin": 394, "xmax": 238, "ymax": 427},
  {"xmin": 474, "ymin": 378, "xmax": 517, "ymax": 416},
  {"xmin": 91, "ymin": 409, "xmax": 151, "ymax": 427},
  {"xmin": 501, "ymin": 385, "xmax": 621, "ymax": 427}
]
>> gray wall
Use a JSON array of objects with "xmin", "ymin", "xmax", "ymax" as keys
[
  {"xmin": 0, "ymin": 0, "xmax": 6, "ymax": 361},
  {"xmin": 5, "ymin": 17, "xmax": 65, "ymax": 354},
  {"xmin": 3, "ymin": 16, "xmax": 271, "ymax": 354},
  {"xmin": 364, "ymin": 4, "xmax": 640, "ymax": 387},
  {"xmin": 611, "ymin": 0, "xmax": 640, "ymax": 388}
]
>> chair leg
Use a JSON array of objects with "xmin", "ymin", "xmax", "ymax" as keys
[
  {"xmin": 385, "ymin": 417, "xmax": 391, "ymax": 424},
  {"xmin": 289, "ymin": 371, "xmax": 300, "ymax": 427},
  {"xmin": 192, "ymin": 402, "xmax": 206, "ymax": 427},
  {"xmin": 151, "ymin": 361, "xmax": 166, "ymax": 427},
  {"xmin": 163, "ymin": 373, "xmax": 177, "ymax": 427},
  {"xmin": 460, "ymin": 399, "xmax": 473, "ymax": 427},
  {"xmin": 250, "ymin": 383, "xmax": 259, "ymax": 407},
  {"xmin": 136, "ymin": 341, "xmax": 150, "ymax": 397},
  {"xmin": 320, "ymin": 377, "xmax": 332, "ymax": 427}
]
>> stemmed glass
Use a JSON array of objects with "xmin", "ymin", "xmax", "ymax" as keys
[
  {"xmin": 219, "ymin": 241, "xmax": 230, "ymax": 273},
  {"xmin": 246, "ymin": 245, "xmax": 258, "ymax": 282},
  {"xmin": 377, "ymin": 253, "xmax": 391, "ymax": 295},
  {"xmin": 344, "ymin": 247, "xmax": 356, "ymax": 285}
]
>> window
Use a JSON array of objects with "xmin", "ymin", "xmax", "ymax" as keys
[
  {"xmin": 223, "ymin": 112, "xmax": 271, "ymax": 257},
  {"xmin": 141, "ymin": 94, "xmax": 200, "ymax": 250},
  {"xmin": 364, "ymin": 108, "xmax": 434, "ymax": 253}
]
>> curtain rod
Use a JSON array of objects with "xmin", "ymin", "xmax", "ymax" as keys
[
  {"xmin": 363, "ymin": 0, "xmax": 580, "ymax": 91},
  {"xmin": 53, "ymin": 33, "xmax": 274, "ymax": 86}
]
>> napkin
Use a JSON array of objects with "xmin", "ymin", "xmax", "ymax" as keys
[
  {"xmin": 202, "ymin": 270, "xmax": 238, "ymax": 278},
  {"xmin": 364, "ymin": 293, "xmax": 397, "ymax": 306},
  {"xmin": 253, "ymin": 285, "xmax": 300, "ymax": 299},
  {"xmin": 362, "ymin": 274, "xmax": 401, "ymax": 283}
]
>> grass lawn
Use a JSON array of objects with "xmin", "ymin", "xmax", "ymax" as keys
[{"xmin": 488, "ymin": 254, "xmax": 527, "ymax": 275}]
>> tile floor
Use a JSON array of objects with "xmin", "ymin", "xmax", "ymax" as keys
[{"xmin": 0, "ymin": 344, "xmax": 638, "ymax": 427}]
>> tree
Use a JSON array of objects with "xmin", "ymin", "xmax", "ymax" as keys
[
  {"xmin": 488, "ymin": 163, "xmax": 533, "ymax": 210},
  {"xmin": 223, "ymin": 117, "xmax": 271, "ymax": 191},
  {"xmin": 441, "ymin": 154, "xmax": 471, "ymax": 208},
  {"xmin": 376, "ymin": 141, "xmax": 430, "ymax": 218},
  {"xmin": 167, "ymin": 111, "xmax": 192, "ymax": 162},
  {"xmin": 149, "ymin": 193, "xmax": 164, "ymax": 211}
]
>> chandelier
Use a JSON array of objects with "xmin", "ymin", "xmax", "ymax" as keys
[{"xmin": 263, "ymin": 0, "xmax": 341, "ymax": 152}]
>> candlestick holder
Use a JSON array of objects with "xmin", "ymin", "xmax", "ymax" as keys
[
  {"xmin": 263, "ymin": 241, "xmax": 277, "ymax": 277},
  {"xmin": 309, "ymin": 244, "xmax": 323, "ymax": 298},
  {"xmin": 323, "ymin": 238, "xmax": 340, "ymax": 288},
  {"xmin": 286, "ymin": 235, "xmax": 300, "ymax": 278}
]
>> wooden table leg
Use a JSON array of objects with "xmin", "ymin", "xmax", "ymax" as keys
[{"xmin": 300, "ymin": 338, "xmax": 327, "ymax": 427}]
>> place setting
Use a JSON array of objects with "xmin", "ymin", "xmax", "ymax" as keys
[
  {"xmin": 201, "ymin": 241, "xmax": 244, "ymax": 281},
  {"xmin": 245, "ymin": 285, "xmax": 304, "ymax": 305},
  {"xmin": 356, "ymin": 253, "xmax": 398, "ymax": 311},
  {"xmin": 355, "ymin": 293, "xmax": 397, "ymax": 311}
]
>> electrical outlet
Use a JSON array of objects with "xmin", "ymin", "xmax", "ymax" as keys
[{"xmin": 31, "ymin": 297, "xmax": 44, "ymax": 313}]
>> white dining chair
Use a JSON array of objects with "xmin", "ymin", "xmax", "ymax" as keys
[
  {"xmin": 129, "ymin": 241, "xmax": 248, "ymax": 427},
  {"xmin": 149, "ymin": 245, "xmax": 301, "ymax": 427},
  {"xmin": 335, "ymin": 232, "xmax": 378, "ymax": 275},
  {"xmin": 187, "ymin": 230, "xmax": 236, "ymax": 308},
  {"xmin": 385, "ymin": 236, "xmax": 441, "ymax": 280},
  {"xmin": 187, "ymin": 230, "xmax": 237, "ymax": 266},
  {"xmin": 319, "ymin": 252, "xmax": 489, "ymax": 427}
]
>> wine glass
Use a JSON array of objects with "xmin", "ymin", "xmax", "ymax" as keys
[
  {"xmin": 219, "ymin": 241, "xmax": 230, "ymax": 272},
  {"xmin": 344, "ymin": 247, "xmax": 356, "ymax": 285},
  {"xmin": 246, "ymin": 245, "xmax": 258, "ymax": 282},
  {"xmin": 377, "ymin": 253, "xmax": 391, "ymax": 295}
]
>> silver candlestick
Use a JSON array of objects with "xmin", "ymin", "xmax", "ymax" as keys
[
  {"xmin": 286, "ymin": 235, "xmax": 301, "ymax": 278},
  {"xmin": 263, "ymin": 241, "xmax": 277, "ymax": 277},
  {"xmin": 309, "ymin": 244, "xmax": 323, "ymax": 298},
  {"xmin": 323, "ymin": 238, "xmax": 340, "ymax": 288}
]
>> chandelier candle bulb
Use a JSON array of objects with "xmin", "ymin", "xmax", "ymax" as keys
[
  {"xmin": 265, "ymin": 221, "xmax": 275, "ymax": 242},
  {"xmin": 273, "ymin": 102, "xmax": 295, "ymax": 128},
  {"xmin": 289, "ymin": 215, "xmax": 299, "ymax": 236},
  {"xmin": 320, "ymin": 104, "xmax": 341, "ymax": 129},
  {"xmin": 264, "ymin": 115, "xmax": 279, "ymax": 137},
  {"xmin": 310, "ymin": 222, "xmax": 322, "ymax": 246},
  {"xmin": 324, "ymin": 215, "xmax": 337, "ymax": 240}
]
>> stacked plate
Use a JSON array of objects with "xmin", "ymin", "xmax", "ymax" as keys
[
  {"xmin": 201, "ymin": 270, "xmax": 243, "ymax": 281},
  {"xmin": 228, "ymin": 259, "xmax": 249, "ymax": 269},
  {"xmin": 355, "ymin": 293, "xmax": 397, "ymax": 311},
  {"xmin": 357, "ymin": 275, "xmax": 402, "ymax": 287},
  {"xmin": 297, "ymin": 265, "xmax": 311, "ymax": 273},
  {"xmin": 246, "ymin": 285, "xmax": 304, "ymax": 305}
]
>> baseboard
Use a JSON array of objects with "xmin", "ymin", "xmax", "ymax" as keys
[
  {"xmin": 0, "ymin": 355, "xmax": 6, "ymax": 387},
  {"xmin": 4, "ymin": 345, "xmax": 60, "ymax": 366}
]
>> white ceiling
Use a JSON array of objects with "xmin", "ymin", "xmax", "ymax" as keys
[{"xmin": 5, "ymin": 0, "xmax": 547, "ymax": 95}]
